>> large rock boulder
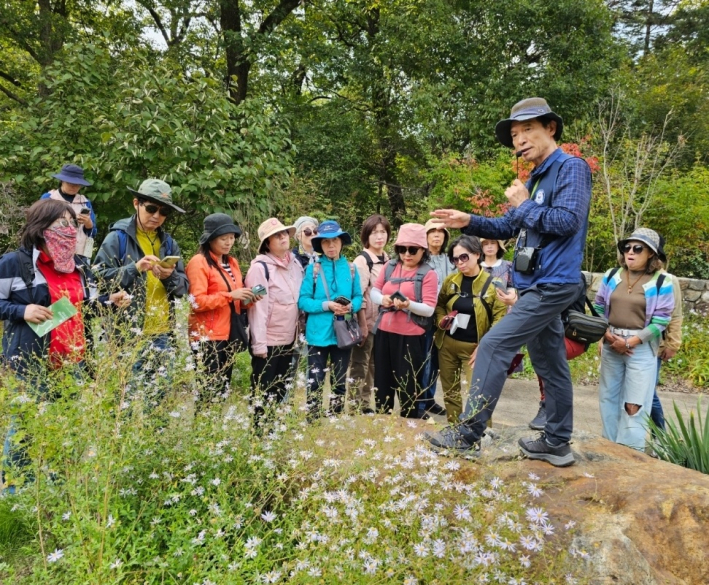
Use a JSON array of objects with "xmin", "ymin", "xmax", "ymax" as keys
[{"xmin": 471, "ymin": 427, "xmax": 709, "ymax": 584}]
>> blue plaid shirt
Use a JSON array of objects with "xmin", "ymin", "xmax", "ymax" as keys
[{"xmin": 464, "ymin": 148, "xmax": 592, "ymax": 287}]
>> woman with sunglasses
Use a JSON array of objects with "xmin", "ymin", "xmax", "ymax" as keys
[
  {"xmin": 292, "ymin": 216, "xmax": 320, "ymax": 269},
  {"xmin": 187, "ymin": 214, "xmax": 257, "ymax": 407},
  {"xmin": 370, "ymin": 223, "xmax": 438, "ymax": 418},
  {"xmin": 94, "ymin": 180, "xmax": 188, "ymax": 405},
  {"xmin": 434, "ymin": 236, "xmax": 507, "ymax": 423},
  {"xmin": 593, "ymin": 228, "xmax": 675, "ymax": 451}
]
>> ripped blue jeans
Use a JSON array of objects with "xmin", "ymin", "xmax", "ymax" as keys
[{"xmin": 599, "ymin": 340, "xmax": 656, "ymax": 451}]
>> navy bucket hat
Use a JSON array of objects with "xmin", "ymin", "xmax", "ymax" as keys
[
  {"xmin": 311, "ymin": 220, "xmax": 352, "ymax": 254},
  {"xmin": 52, "ymin": 164, "xmax": 92, "ymax": 187},
  {"xmin": 495, "ymin": 97, "xmax": 564, "ymax": 148}
]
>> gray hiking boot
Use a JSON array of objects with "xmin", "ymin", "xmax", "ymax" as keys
[
  {"xmin": 518, "ymin": 433, "xmax": 575, "ymax": 467},
  {"xmin": 528, "ymin": 401, "xmax": 546, "ymax": 431},
  {"xmin": 424, "ymin": 424, "xmax": 480, "ymax": 457}
]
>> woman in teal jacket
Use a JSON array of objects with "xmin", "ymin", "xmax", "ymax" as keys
[{"xmin": 299, "ymin": 220, "xmax": 362, "ymax": 419}]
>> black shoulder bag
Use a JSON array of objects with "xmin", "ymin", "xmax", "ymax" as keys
[{"xmin": 215, "ymin": 267, "xmax": 250, "ymax": 352}]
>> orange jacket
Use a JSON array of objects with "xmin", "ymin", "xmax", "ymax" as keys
[{"xmin": 186, "ymin": 252, "xmax": 245, "ymax": 342}]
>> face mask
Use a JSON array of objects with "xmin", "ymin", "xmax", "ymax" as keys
[{"xmin": 43, "ymin": 225, "xmax": 78, "ymax": 273}]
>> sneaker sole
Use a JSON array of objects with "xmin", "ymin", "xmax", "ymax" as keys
[
  {"xmin": 528, "ymin": 421, "xmax": 546, "ymax": 431},
  {"xmin": 519, "ymin": 446, "xmax": 575, "ymax": 467}
]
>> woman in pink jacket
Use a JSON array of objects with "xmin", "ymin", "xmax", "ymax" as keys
[{"xmin": 245, "ymin": 218, "xmax": 304, "ymax": 428}]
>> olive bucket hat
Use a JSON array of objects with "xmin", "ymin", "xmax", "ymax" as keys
[
  {"xmin": 495, "ymin": 97, "xmax": 564, "ymax": 148},
  {"xmin": 127, "ymin": 178, "xmax": 185, "ymax": 213},
  {"xmin": 199, "ymin": 213, "xmax": 242, "ymax": 245}
]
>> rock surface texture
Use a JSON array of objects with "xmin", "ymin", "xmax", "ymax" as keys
[{"xmin": 468, "ymin": 427, "xmax": 709, "ymax": 585}]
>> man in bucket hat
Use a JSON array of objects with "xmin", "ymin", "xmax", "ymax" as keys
[
  {"xmin": 40, "ymin": 164, "xmax": 97, "ymax": 257},
  {"xmin": 428, "ymin": 97, "xmax": 592, "ymax": 467},
  {"xmin": 94, "ymin": 179, "xmax": 188, "ymax": 406}
]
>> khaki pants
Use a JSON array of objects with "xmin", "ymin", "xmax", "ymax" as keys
[
  {"xmin": 347, "ymin": 334, "xmax": 375, "ymax": 410},
  {"xmin": 438, "ymin": 335, "xmax": 477, "ymax": 424}
]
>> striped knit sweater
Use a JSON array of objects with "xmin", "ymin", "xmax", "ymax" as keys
[{"xmin": 593, "ymin": 267, "xmax": 674, "ymax": 351}]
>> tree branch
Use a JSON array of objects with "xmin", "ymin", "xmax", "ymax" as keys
[
  {"xmin": 258, "ymin": 0, "xmax": 300, "ymax": 36},
  {"xmin": 0, "ymin": 70, "xmax": 22, "ymax": 87},
  {"xmin": 139, "ymin": 3, "xmax": 171, "ymax": 47},
  {"xmin": 0, "ymin": 81, "xmax": 27, "ymax": 105}
]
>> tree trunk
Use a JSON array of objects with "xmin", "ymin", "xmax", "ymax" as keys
[
  {"xmin": 219, "ymin": 0, "xmax": 248, "ymax": 104},
  {"xmin": 366, "ymin": 8, "xmax": 405, "ymax": 225},
  {"xmin": 36, "ymin": 0, "xmax": 68, "ymax": 96}
]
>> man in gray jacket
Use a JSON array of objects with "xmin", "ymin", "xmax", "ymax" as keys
[{"xmin": 94, "ymin": 179, "xmax": 188, "ymax": 404}]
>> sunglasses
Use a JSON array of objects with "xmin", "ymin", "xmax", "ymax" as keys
[
  {"xmin": 141, "ymin": 201, "xmax": 172, "ymax": 217},
  {"xmin": 395, "ymin": 245, "xmax": 422, "ymax": 256},
  {"xmin": 452, "ymin": 253, "xmax": 470, "ymax": 264},
  {"xmin": 622, "ymin": 244, "xmax": 646, "ymax": 254},
  {"xmin": 303, "ymin": 228, "xmax": 318, "ymax": 237}
]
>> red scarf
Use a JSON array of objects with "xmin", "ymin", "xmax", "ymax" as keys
[{"xmin": 36, "ymin": 251, "xmax": 85, "ymax": 367}]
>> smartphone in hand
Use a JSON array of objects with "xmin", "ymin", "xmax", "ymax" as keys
[
  {"xmin": 252, "ymin": 284, "xmax": 267, "ymax": 297},
  {"xmin": 390, "ymin": 291, "xmax": 408, "ymax": 302},
  {"xmin": 492, "ymin": 280, "xmax": 507, "ymax": 293},
  {"xmin": 334, "ymin": 296, "xmax": 351, "ymax": 306},
  {"xmin": 80, "ymin": 207, "xmax": 91, "ymax": 215},
  {"xmin": 157, "ymin": 256, "xmax": 181, "ymax": 268}
]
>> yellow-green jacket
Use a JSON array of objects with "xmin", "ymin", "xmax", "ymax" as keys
[{"xmin": 434, "ymin": 270, "xmax": 507, "ymax": 349}]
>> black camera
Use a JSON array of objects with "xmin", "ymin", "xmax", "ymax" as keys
[{"xmin": 514, "ymin": 247, "xmax": 538, "ymax": 275}]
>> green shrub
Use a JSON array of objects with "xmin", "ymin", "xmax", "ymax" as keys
[
  {"xmin": 662, "ymin": 312, "xmax": 709, "ymax": 389},
  {"xmin": 649, "ymin": 398, "xmax": 709, "ymax": 475}
]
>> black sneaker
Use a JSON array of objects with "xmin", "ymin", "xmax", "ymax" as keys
[
  {"xmin": 426, "ymin": 403, "xmax": 448, "ymax": 417},
  {"xmin": 528, "ymin": 401, "xmax": 546, "ymax": 431},
  {"xmin": 518, "ymin": 433, "xmax": 575, "ymax": 467},
  {"xmin": 424, "ymin": 424, "xmax": 480, "ymax": 456},
  {"xmin": 327, "ymin": 395, "xmax": 345, "ymax": 416}
]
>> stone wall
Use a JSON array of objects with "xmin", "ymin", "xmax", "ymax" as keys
[{"xmin": 582, "ymin": 271, "xmax": 709, "ymax": 314}]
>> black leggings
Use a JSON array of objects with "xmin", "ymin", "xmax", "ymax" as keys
[
  {"xmin": 251, "ymin": 344, "xmax": 296, "ymax": 426},
  {"xmin": 373, "ymin": 330, "xmax": 425, "ymax": 417},
  {"xmin": 196, "ymin": 340, "xmax": 236, "ymax": 407}
]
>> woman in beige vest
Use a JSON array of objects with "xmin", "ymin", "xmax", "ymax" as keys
[{"xmin": 41, "ymin": 164, "xmax": 96, "ymax": 258}]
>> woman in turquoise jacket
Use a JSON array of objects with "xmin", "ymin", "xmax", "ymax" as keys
[{"xmin": 298, "ymin": 220, "xmax": 362, "ymax": 419}]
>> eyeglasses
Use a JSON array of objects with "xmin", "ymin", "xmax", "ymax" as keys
[
  {"xmin": 452, "ymin": 253, "xmax": 470, "ymax": 264},
  {"xmin": 622, "ymin": 244, "xmax": 646, "ymax": 254},
  {"xmin": 51, "ymin": 218, "xmax": 78, "ymax": 229},
  {"xmin": 141, "ymin": 201, "xmax": 172, "ymax": 217},
  {"xmin": 303, "ymin": 228, "xmax": 318, "ymax": 237},
  {"xmin": 395, "ymin": 245, "xmax": 422, "ymax": 256}
]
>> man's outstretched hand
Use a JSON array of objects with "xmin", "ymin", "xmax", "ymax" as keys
[{"xmin": 429, "ymin": 209, "xmax": 470, "ymax": 229}]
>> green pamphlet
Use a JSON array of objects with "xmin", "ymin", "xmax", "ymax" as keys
[{"xmin": 28, "ymin": 296, "xmax": 78, "ymax": 337}]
